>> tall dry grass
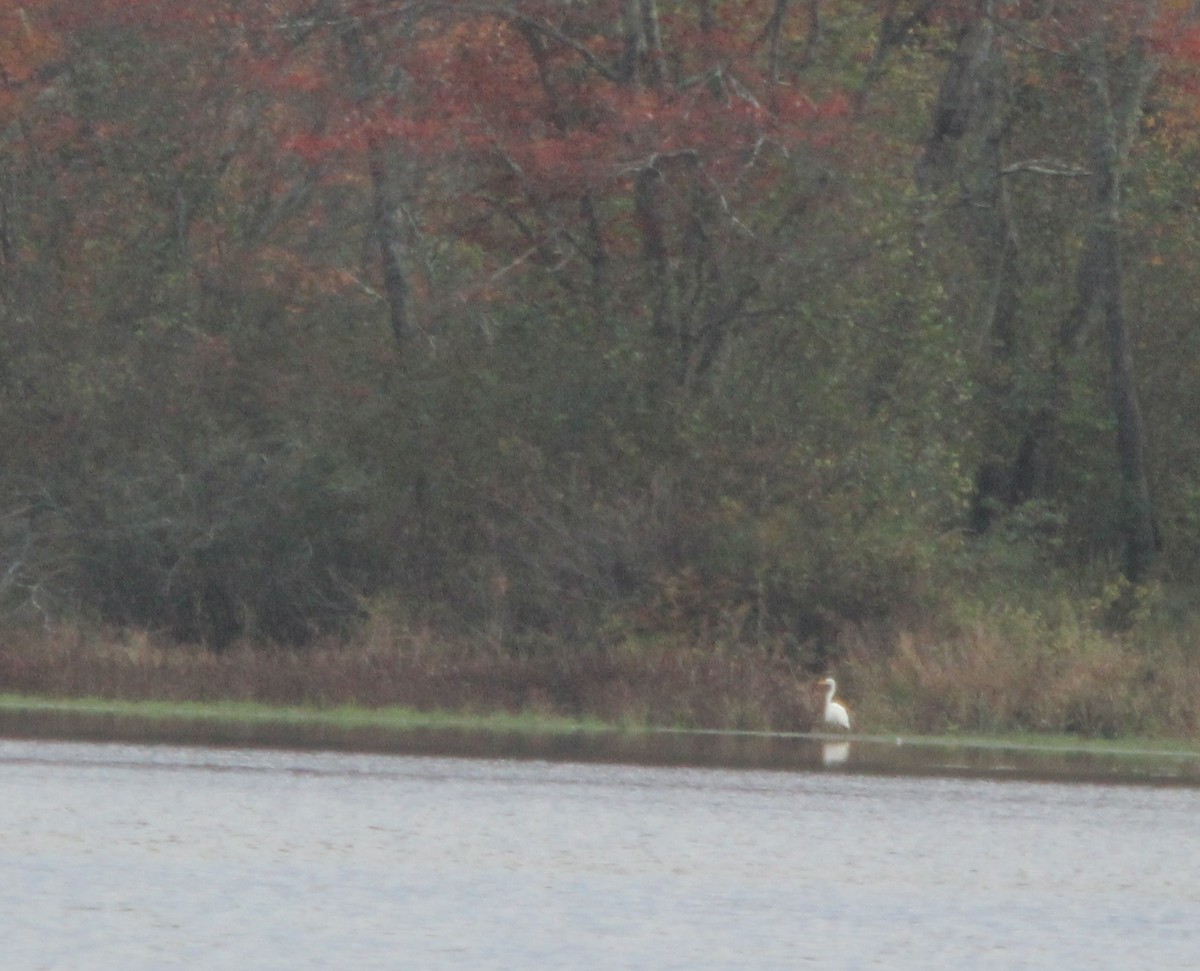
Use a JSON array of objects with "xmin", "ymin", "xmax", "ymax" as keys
[
  {"xmin": 842, "ymin": 606, "xmax": 1200, "ymax": 738},
  {"xmin": 2, "ymin": 592, "xmax": 1199, "ymax": 739},
  {"xmin": 0, "ymin": 618, "xmax": 820, "ymax": 732}
]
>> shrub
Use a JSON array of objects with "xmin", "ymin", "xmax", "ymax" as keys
[{"xmin": 71, "ymin": 442, "xmax": 380, "ymax": 647}]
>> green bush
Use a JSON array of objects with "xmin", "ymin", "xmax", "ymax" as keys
[{"xmin": 71, "ymin": 442, "xmax": 379, "ymax": 647}]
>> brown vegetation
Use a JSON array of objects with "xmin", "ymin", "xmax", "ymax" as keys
[
  {"xmin": 4, "ymin": 599, "xmax": 1199, "ymax": 739},
  {"xmin": 0, "ymin": 621, "xmax": 816, "ymax": 732},
  {"xmin": 847, "ymin": 625, "xmax": 1200, "ymax": 740}
]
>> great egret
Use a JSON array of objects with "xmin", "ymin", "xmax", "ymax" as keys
[{"xmin": 817, "ymin": 677, "xmax": 851, "ymax": 731}]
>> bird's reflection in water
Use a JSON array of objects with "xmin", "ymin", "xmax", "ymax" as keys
[{"xmin": 821, "ymin": 741, "xmax": 851, "ymax": 767}]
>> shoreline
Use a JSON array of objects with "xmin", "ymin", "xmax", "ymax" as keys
[
  {"xmin": 4, "ymin": 693, "xmax": 1199, "ymax": 786},
  {"xmin": 2, "ymin": 621, "xmax": 1198, "ymax": 752}
]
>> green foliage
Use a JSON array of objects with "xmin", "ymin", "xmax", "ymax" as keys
[{"xmin": 68, "ymin": 441, "xmax": 378, "ymax": 647}]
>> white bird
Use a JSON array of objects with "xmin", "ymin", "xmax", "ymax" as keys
[{"xmin": 817, "ymin": 677, "xmax": 851, "ymax": 731}]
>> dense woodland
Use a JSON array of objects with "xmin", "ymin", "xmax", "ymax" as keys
[{"xmin": 3, "ymin": 0, "xmax": 1200, "ymax": 687}]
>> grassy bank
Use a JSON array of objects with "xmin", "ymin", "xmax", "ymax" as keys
[
  {"xmin": 3, "ymin": 692, "xmax": 1199, "ymax": 755},
  {"xmin": 0, "ymin": 694, "xmax": 606, "ymax": 736},
  {"xmin": 1, "ymin": 598, "xmax": 1199, "ymax": 741},
  {"xmin": 7, "ymin": 692, "xmax": 1200, "ymax": 791},
  {"xmin": 0, "ymin": 621, "xmax": 814, "ymax": 733}
]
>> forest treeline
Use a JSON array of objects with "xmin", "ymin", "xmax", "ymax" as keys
[{"xmin": 3, "ymin": 0, "xmax": 1200, "ymax": 663}]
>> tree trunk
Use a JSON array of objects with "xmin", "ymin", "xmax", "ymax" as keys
[
  {"xmin": 915, "ymin": 7, "xmax": 1028, "ymax": 526},
  {"xmin": 1077, "ymin": 34, "xmax": 1160, "ymax": 582},
  {"xmin": 341, "ymin": 18, "xmax": 411, "ymax": 349},
  {"xmin": 621, "ymin": 0, "xmax": 665, "ymax": 86},
  {"xmin": 633, "ymin": 165, "xmax": 674, "ymax": 349}
]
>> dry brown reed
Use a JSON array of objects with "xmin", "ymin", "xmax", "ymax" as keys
[
  {"xmin": 0, "ymin": 620, "xmax": 821, "ymax": 732},
  {"xmin": 3, "ymin": 599, "xmax": 1198, "ymax": 739},
  {"xmin": 843, "ymin": 611, "xmax": 1200, "ymax": 739}
]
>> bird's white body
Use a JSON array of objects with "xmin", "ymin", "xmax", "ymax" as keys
[{"xmin": 818, "ymin": 677, "xmax": 851, "ymax": 731}]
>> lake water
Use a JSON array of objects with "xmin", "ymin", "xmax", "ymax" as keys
[{"xmin": 3, "ymin": 738, "xmax": 1198, "ymax": 970}]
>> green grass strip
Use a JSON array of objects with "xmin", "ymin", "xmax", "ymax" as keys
[
  {"xmin": 3, "ymin": 693, "xmax": 1199, "ymax": 761},
  {"xmin": 0, "ymin": 693, "xmax": 617, "ymax": 736}
]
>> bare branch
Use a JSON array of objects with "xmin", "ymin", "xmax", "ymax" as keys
[{"xmin": 1000, "ymin": 159, "xmax": 1091, "ymax": 178}]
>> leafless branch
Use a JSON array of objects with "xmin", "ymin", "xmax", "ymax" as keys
[{"xmin": 1000, "ymin": 159, "xmax": 1090, "ymax": 178}]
